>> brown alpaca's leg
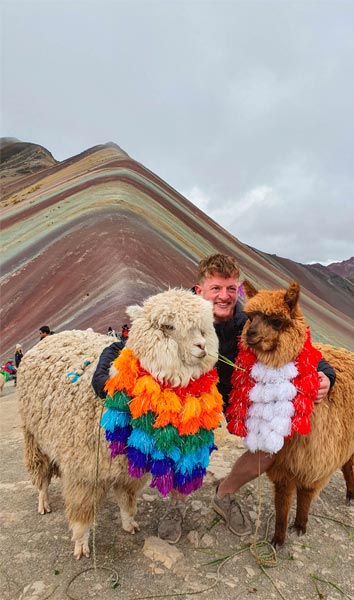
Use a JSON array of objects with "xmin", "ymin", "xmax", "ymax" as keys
[
  {"xmin": 341, "ymin": 455, "xmax": 354, "ymax": 505},
  {"xmin": 271, "ymin": 478, "xmax": 296, "ymax": 549},
  {"xmin": 63, "ymin": 477, "xmax": 108, "ymax": 559},
  {"xmin": 291, "ymin": 486, "xmax": 316, "ymax": 536}
]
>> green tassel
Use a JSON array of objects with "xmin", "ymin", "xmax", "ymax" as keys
[
  {"xmin": 105, "ymin": 390, "xmax": 131, "ymax": 410},
  {"xmin": 180, "ymin": 429, "xmax": 214, "ymax": 454},
  {"xmin": 131, "ymin": 412, "xmax": 156, "ymax": 434},
  {"xmin": 154, "ymin": 424, "xmax": 181, "ymax": 452}
]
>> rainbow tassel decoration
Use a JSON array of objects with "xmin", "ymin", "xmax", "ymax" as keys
[{"xmin": 101, "ymin": 347, "xmax": 223, "ymax": 497}]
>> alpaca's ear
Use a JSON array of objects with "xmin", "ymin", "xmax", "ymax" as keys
[
  {"xmin": 284, "ymin": 281, "xmax": 300, "ymax": 315},
  {"xmin": 126, "ymin": 305, "xmax": 143, "ymax": 321},
  {"xmin": 243, "ymin": 280, "xmax": 258, "ymax": 298}
]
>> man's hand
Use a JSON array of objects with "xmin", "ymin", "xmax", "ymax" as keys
[{"xmin": 315, "ymin": 372, "xmax": 331, "ymax": 403}]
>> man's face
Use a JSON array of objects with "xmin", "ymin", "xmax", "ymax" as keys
[
  {"xmin": 195, "ymin": 274, "xmax": 239, "ymax": 322},
  {"xmin": 39, "ymin": 331, "xmax": 47, "ymax": 339}
]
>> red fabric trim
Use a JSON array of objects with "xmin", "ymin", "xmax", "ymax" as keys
[{"xmin": 225, "ymin": 328, "xmax": 321, "ymax": 440}]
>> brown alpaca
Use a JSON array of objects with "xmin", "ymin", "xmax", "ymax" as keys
[{"xmin": 240, "ymin": 280, "xmax": 354, "ymax": 548}]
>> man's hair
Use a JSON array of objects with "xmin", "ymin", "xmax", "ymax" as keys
[
  {"xmin": 197, "ymin": 253, "xmax": 240, "ymax": 282},
  {"xmin": 39, "ymin": 325, "xmax": 51, "ymax": 334}
]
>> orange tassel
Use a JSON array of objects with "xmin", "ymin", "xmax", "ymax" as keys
[
  {"xmin": 178, "ymin": 418, "xmax": 200, "ymax": 436},
  {"xmin": 155, "ymin": 389, "xmax": 182, "ymax": 414},
  {"xmin": 180, "ymin": 396, "xmax": 201, "ymax": 422},
  {"xmin": 153, "ymin": 411, "xmax": 179, "ymax": 428},
  {"xmin": 129, "ymin": 393, "xmax": 154, "ymax": 418},
  {"xmin": 199, "ymin": 410, "xmax": 222, "ymax": 430}
]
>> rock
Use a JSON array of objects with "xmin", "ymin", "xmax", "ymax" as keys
[
  {"xmin": 143, "ymin": 536, "xmax": 184, "ymax": 569},
  {"xmin": 244, "ymin": 566, "xmax": 256, "ymax": 577},
  {"xmin": 142, "ymin": 493, "xmax": 157, "ymax": 501},
  {"xmin": 191, "ymin": 500, "xmax": 203, "ymax": 511},
  {"xmin": 187, "ymin": 530, "xmax": 199, "ymax": 547},
  {"xmin": 200, "ymin": 533, "xmax": 214, "ymax": 548}
]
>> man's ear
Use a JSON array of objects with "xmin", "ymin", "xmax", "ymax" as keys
[
  {"xmin": 194, "ymin": 284, "xmax": 202, "ymax": 296},
  {"xmin": 243, "ymin": 280, "xmax": 258, "ymax": 299}
]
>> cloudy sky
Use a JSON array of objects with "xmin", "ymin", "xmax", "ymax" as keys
[{"xmin": 2, "ymin": 0, "xmax": 354, "ymax": 265}]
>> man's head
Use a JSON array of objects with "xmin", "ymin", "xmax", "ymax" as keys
[
  {"xmin": 194, "ymin": 254, "xmax": 240, "ymax": 322},
  {"xmin": 39, "ymin": 325, "xmax": 51, "ymax": 339}
]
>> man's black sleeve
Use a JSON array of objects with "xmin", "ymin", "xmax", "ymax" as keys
[
  {"xmin": 92, "ymin": 341, "xmax": 125, "ymax": 399},
  {"xmin": 317, "ymin": 358, "xmax": 336, "ymax": 389}
]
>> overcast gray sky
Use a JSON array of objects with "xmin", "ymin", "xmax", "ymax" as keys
[{"xmin": 1, "ymin": 0, "xmax": 354, "ymax": 265}]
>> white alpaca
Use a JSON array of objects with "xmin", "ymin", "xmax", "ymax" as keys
[{"xmin": 17, "ymin": 289, "xmax": 220, "ymax": 559}]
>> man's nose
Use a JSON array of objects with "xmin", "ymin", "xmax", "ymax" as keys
[{"xmin": 218, "ymin": 288, "xmax": 229, "ymax": 299}]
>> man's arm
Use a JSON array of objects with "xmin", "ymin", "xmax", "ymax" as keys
[
  {"xmin": 92, "ymin": 341, "xmax": 124, "ymax": 399},
  {"xmin": 316, "ymin": 358, "xmax": 336, "ymax": 402}
]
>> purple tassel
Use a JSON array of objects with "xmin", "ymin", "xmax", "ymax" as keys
[
  {"xmin": 150, "ymin": 470, "xmax": 174, "ymax": 497},
  {"xmin": 109, "ymin": 440, "xmax": 126, "ymax": 457},
  {"xmin": 128, "ymin": 462, "xmax": 148, "ymax": 479},
  {"xmin": 176, "ymin": 476, "xmax": 203, "ymax": 495}
]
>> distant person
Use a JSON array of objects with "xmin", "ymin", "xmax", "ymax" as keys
[
  {"xmin": 120, "ymin": 324, "xmax": 129, "ymax": 342},
  {"xmin": 107, "ymin": 326, "xmax": 118, "ymax": 338},
  {"xmin": 39, "ymin": 325, "xmax": 54, "ymax": 340},
  {"xmin": 3, "ymin": 359, "xmax": 17, "ymax": 385},
  {"xmin": 15, "ymin": 344, "xmax": 23, "ymax": 368}
]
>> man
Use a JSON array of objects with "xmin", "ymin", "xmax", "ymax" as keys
[{"xmin": 39, "ymin": 325, "xmax": 53, "ymax": 339}]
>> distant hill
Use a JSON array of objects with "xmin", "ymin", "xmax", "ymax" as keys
[
  {"xmin": 326, "ymin": 256, "xmax": 354, "ymax": 283},
  {"xmin": 1, "ymin": 138, "xmax": 353, "ymax": 360}
]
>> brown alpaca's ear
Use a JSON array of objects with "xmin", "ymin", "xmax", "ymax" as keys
[
  {"xmin": 284, "ymin": 281, "xmax": 300, "ymax": 315},
  {"xmin": 243, "ymin": 280, "xmax": 258, "ymax": 298}
]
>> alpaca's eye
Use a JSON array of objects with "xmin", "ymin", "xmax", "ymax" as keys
[
  {"xmin": 163, "ymin": 324, "xmax": 174, "ymax": 331},
  {"xmin": 270, "ymin": 319, "xmax": 283, "ymax": 330}
]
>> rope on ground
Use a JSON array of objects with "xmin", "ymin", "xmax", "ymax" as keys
[{"xmin": 250, "ymin": 452, "xmax": 277, "ymax": 567}]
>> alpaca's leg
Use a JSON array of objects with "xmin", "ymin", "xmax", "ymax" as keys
[
  {"xmin": 271, "ymin": 478, "xmax": 296, "ymax": 548},
  {"xmin": 63, "ymin": 477, "xmax": 108, "ymax": 559},
  {"xmin": 23, "ymin": 427, "xmax": 55, "ymax": 514},
  {"xmin": 112, "ymin": 475, "xmax": 149, "ymax": 534},
  {"xmin": 342, "ymin": 455, "xmax": 354, "ymax": 504},
  {"xmin": 291, "ymin": 486, "xmax": 317, "ymax": 536}
]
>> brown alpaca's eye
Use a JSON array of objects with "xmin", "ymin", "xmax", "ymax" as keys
[{"xmin": 270, "ymin": 319, "xmax": 283, "ymax": 330}]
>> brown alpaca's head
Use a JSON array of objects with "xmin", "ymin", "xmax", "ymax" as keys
[{"xmin": 241, "ymin": 280, "xmax": 307, "ymax": 368}]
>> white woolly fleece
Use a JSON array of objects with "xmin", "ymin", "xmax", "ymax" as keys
[{"xmin": 244, "ymin": 361, "xmax": 298, "ymax": 454}]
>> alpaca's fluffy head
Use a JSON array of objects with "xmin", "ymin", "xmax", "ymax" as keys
[
  {"xmin": 241, "ymin": 280, "xmax": 307, "ymax": 368},
  {"xmin": 125, "ymin": 288, "xmax": 218, "ymax": 386}
]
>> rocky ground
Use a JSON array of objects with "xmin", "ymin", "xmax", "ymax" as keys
[{"xmin": 0, "ymin": 382, "xmax": 353, "ymax": 600}]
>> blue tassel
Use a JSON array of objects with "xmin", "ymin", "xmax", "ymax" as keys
[
  {"xmin": 151, "ymin": 458, "xmax": 173, "ymax": 476},
  {"xmin": 101, "ymin": 408, "xmax": 118, "ymax": 432},
  {"xmin": 127, "ymin": 447, "xmax": 150, "ymax": 469},
  {"xmin": 165, "ymin": 446, "xmax": 182, "ymax": 462},
  {"xmin": 114, "ymin": 411, "xmax": 131, "ymax": 428},
  {"xmin": 150, "ymin": 446, "xmax": 165, "ymax": 461},
  {"xmin": 105, "ymin": 426, "xmax": 131, "ymax": 442},
  {"xmin": 128, "ymin": 428, "xmax": 153, "ymax": 454}
]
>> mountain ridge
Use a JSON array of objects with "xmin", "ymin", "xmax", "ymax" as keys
[{"xmin": 1, "ymin": 139, "xmax": 353, "ymax": 361}]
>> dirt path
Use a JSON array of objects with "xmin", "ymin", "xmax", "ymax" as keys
[{"xmin": 0, "ymin": 383, "xmax": 353, "ymax": 600}]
